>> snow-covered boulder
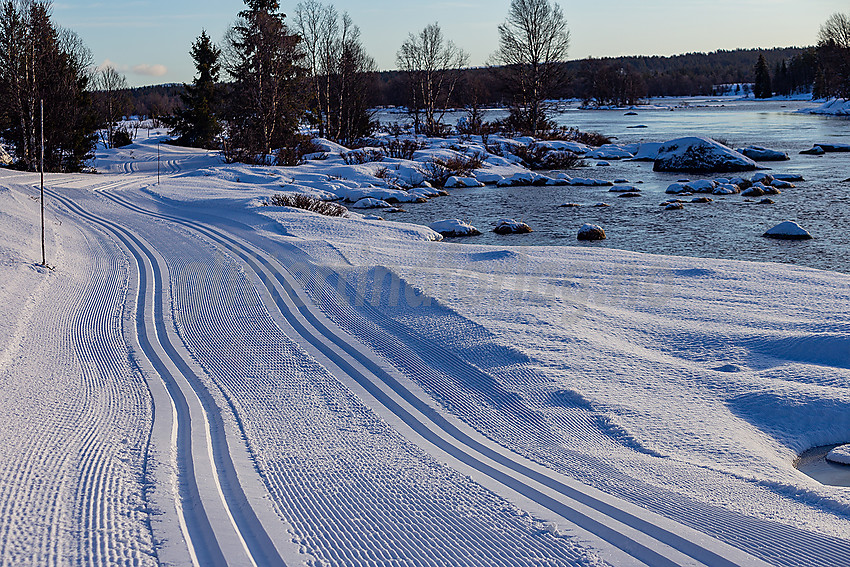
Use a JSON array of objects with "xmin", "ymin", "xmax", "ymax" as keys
[
  {"xmin": 691, "ymin": 196, "xmax": 713, "ymax": 203},
  {"xmin": 577, "ymin": 223, "xmax": 606, "ymax": 241},
  {"xmin": 773, "ymin": 173, "xmax": 804, "ymax": 182},
  {"xmin": 496, "ymin": 171, "xmax": 536, "ymax": 187},
  {"xmin": 474, "ymin": 172, "xmax": 504, "ymax": 185},
  {"xmin": 762, "ymin": 221, "xmax": 813, "ymax": 240},
  {"xmin": 735, "ymin": 146, "xmax": 790, "ymax": 161},
  {"xmin": 493, "ymin": 219, "xmax": 533, "ymax": 235},
  {"xmin": 800, "ymin": 146, "xmax": 825, "ymax": 155},
  {"xmin": 666, "ymin": 183, "xmax": 688, "ymax": 194},
  {"xmin": 351, "ymin": 198, "xmax": 393, "ymax": 209},
  {"xmin": 609, "ymin": 186, "xmax": 640, "ymax": 193},
  {"xmin": 428, "ymin": 219, "xmax": 481, "ymax": 237},
  {"xmin": 826, "ymin": 444, "xmax": 850, "ymax": 465},
  {"xmin": 653, "ymin": 136, "xmax": 758, "ymax": 173},
  {"xmin": 665, "ymin": 202, "xmax": 684, "ymax": 210},
  {"xmin": 444, "ymin": 176, "xmax": 485, "ymax": 188},
  {"xmin": 596, "ymin": 161, "xmax": 611, "ymax": 167},
  {"xmin": 741, "ymin": 186, "xmax": 766, "ymax": 197},
  {"xmin": 713, "ymin": 184, "xmax": 739, "ymax": 195},
  {"xmin": 616, "ymin": 192, "xmax": 641, "ymax": 198},
  {"xmin": 685, "ymin": 180, "xmax": 716, "ymax": 193}
]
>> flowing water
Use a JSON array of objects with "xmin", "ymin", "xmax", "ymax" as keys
[{"xmin": 379, "ymin": 100, "xmax": 850, "ymax": 274}]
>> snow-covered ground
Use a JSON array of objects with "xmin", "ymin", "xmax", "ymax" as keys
[{"xmin": 1, "ymin": 134, "xmax": 849, "ymax": 566}]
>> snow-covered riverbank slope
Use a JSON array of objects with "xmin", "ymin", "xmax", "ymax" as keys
[{"xmin": 1, "ymin": 135, "xmax": 848, "ymax": 566}]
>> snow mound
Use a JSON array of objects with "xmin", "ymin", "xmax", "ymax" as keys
[
  {"xmin": 653, "ymin": 137, "xmax": 758, "ymax": 173},
  {"xmin": 826, "ymin": 445, "xmax": 850, "ymax": 465},
  {"xmin": 763, "ymin": 221, "xmax": 813, "ymax": 240},
  {"xmin": 428, "ymin": 219, "xmax": 481, "ymax": 237}
]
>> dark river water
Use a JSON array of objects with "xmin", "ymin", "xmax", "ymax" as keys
[{"xmin": 379, "ymin": 100, "xmax": 850, "ymax": 274}]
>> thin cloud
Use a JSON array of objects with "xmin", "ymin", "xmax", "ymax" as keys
[{"xmin": 132, "ymin": 63, "xmax": 168, "ymax": 77}]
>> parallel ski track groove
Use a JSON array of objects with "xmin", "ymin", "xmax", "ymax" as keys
[
  {"xmin": 46, "ymin": 188, "xmax": 287, "ymax": 567},
  {"xmin": 98, "ymin": 190, "xmax": 776, "ymax": 567}
]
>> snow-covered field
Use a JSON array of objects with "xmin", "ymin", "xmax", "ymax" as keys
[{"xmin": 1, "ymin": 134, "xmax": 849, "ymax": 566}]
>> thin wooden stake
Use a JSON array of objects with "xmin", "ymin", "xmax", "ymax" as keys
[{"xmin": 40, "ymin": 99, "xmax": 45, "ymax": 267}]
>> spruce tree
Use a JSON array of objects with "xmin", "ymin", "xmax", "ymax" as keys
[
  {"xmin": 171, "ymin": 31, "xmax": 222, "ymax": 148},
  {"xmin": 754, "ymin": 54, "xmax": 772, "ymax": 99},
  {"xmin": 224, "ymin": 0, "xmax": 306, "ymax": 162}
]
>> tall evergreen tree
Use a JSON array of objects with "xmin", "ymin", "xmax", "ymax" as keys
[
  {"xmin": 170, "ymin": 30, "xmax": 222, "ymax": 148},
  {"xmin": 753, "ymin": 53, "xmax": 772, "ymax": 98},
  {"xmin": 224, "ymin": 0, "xmax": 306, "ymax": 162}
]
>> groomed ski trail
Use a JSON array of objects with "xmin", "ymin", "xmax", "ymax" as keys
[
  {"xmin": 95, "ymin": 188, "xmax": 782, "ymax": 567},
  {"xmin": 46, "ymin": 185, "xmax": 299, "ymax": 567}
]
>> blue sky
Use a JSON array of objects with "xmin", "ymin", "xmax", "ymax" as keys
[{"xmin": 52, "ymin": 0, "xmax": 848, "ymax": 87}]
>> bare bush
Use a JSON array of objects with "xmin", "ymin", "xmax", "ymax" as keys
[
  {"xmin": 541, "ymin": 126, "xmax": 611, "ymax": 147},
  {"xmin": 512, "ymin": 144, "xmax": 583, "ymax": 169},
  {"xmin": 421, "ymin": 153, "xmax": 485, "ymax": 186},
  {"xmin": 265, "ymin": 193, "xmax": 348, "ymax": 216},
  {"xmin": 342, "ymin": 148, "xmax": 385, "ymax": 164},
  {"xmin": 382, "ymin": 138, "xmax": 426, "ymax": 160}
]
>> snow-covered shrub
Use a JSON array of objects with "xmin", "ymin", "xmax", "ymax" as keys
[{"xmin": 265, "ymin": 193, "xmax": 348, "ymax": 217}]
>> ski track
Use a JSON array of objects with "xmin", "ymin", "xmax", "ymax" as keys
[
  {"xmin": 70, "ymin": 186, "xmax": 611, "ymax": 566},
  {"xmin": 0, "ymin": 178, "xmax": 155, "ymax": 566},
  {"xmin": 46, "ymin": 184, "xmax": 297, "ymax": 567},
  {"xmin": 88, "ymin": 185, "xmax": 795, "ymax": 567}
]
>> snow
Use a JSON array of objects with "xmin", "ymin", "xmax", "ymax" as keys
[
  {"xmin": 1, "ymin": 134, "xmax": 850, "ymax": 566},
  {"xmin": 827, "ymin": 445, "xmax": 850, "ymax": 466}
]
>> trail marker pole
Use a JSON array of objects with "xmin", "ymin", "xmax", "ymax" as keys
[
  {"xmin": 40, "ymin": 99, "xmax": 45, "ymax": 267},
  {"xmin": 157, "ymin": 141, "xmax": 160, "ymax": 184}
]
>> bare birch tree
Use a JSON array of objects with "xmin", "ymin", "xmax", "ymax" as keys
[
  {"xmin": 493, "ymin": 0, "xmax": 570, "ymax": 135},
  {"xmin": 396, "ymin": 23, "xmax": 468, "ymax": 135}
]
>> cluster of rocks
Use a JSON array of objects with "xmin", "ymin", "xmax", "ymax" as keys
[
  {"xmin": 800, "ymin": 143, "xmax": 850, "ymax": 155},
  {"xmin": 664, "ymin": 172, "xmax": 800, "ymax": 198}
]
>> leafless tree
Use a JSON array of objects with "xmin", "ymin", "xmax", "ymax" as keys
[
  {"xmin": 295, "ymin": 2, "xmax": 376, "ymax": 144},
  {"xmin": 96, "ymin": 65, "xmax": 128, "ymax": 148},
  {"xmin": 816, "ymin": 12, "xmax": 850, "ymax": 99},
  {"xmin": 493, "ymin": 0, "xmax": 570, "ymax": 135},
  {"xmin": 396, "ymin": 22, "xmax": 468, "ymax": 135},
  {"xmin": 819, "ymin": 12, "xmax": 850, "ymax": 49}
]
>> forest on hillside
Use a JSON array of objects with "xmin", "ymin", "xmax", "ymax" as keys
[{"xmin": 122, "ymin": 46, "xmax": 814, "ymax": 120}]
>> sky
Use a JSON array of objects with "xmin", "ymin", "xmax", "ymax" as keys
[{"xmin": 52, "ymin": 0, "xmax": 849, "ymax": 87}]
